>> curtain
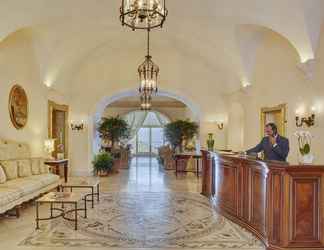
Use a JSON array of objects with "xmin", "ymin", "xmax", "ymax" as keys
[
  {"xmin": 122, "ymin": 111, "xmax": 148, "ymax": 143},
  {"xmin": 153, "ymin": 110, "xmax": 169, "ymax": 126}
]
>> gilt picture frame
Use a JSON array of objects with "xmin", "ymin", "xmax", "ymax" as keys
[{"xmin": 8, "ymin": 84, "xmax": 28, "ymax": 129}]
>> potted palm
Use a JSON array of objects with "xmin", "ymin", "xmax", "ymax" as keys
[
  {"xmin": 97, "ymin": 116, "xmax": 130, "ymax": 149},
  {"xmin": 92, "ymin": 152, "xmax": 114, "ymax": 176},
  {"xmin": 97, "ymin": 116, "xmax": 130, "ymax": 171},
  {"xmin": 164, "ymin": 119, "xmax": 199, "ymax": 153}
]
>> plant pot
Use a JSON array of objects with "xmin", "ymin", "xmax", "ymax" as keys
[
  {"xmin": 97, "ymin": 169, "xmax": 118, "ymax": 176},
  {"xmin": 299, "ymin": 154, "xmax": 314, "ymax": 165}
]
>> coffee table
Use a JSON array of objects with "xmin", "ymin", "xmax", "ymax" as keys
[
  {"xmin": 59, "ymin": 177, "xmax": 100, "ymax": 208},
  {"xmin": 35, "ymin": 192, "xmax": 87, "ymax": 230}
]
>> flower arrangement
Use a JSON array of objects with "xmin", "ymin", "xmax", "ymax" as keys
[{"xmin": 294, "ymin": 130, "xmax": 314, "ymax": 164}]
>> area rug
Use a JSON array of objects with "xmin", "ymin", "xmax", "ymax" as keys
[{"xmin": 20, "ymin": 192, "xmax": 264, "ymax": 249}]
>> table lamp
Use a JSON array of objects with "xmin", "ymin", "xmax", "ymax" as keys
[{"xmin": 44, "ymin": 139, "xmax": 55, "ymax": 160}]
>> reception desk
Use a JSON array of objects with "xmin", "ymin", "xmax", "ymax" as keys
[{"xmin": 201, "ymin": 150, "xmax": 324, "ymax": 250}]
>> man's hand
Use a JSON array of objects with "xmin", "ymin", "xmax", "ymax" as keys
[{"xmin": 269, "ymin": 135, "xmax": 276, "ymax": 145}]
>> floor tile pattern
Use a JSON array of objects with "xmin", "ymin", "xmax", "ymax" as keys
[{"xmin": 21, "ymin": 192, "xmax": 263, "ymax": 249}]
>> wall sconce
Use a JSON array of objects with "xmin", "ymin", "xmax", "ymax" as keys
[
  {"xmin": 70, "ymin": 121, "xmax": 85, "ymax": 131},
  {"xmin": 295, "ymin": 114, "xmax": 315, "ymax": 127},
  {"xmin": 217, "ymin": 123, "xmax": 224, "ymax": 130}
]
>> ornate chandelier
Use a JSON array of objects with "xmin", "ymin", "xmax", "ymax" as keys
[
  {"xmin": 138, "ymin": 30, "xmax": 159, "ymax": 96},
  {"xmin": 140, "ymin": 94, "xmax": 152, "ymax": 110},
  {"xmin": 120, "ymin": 0, "xmax": 168, "ymax": 31}
]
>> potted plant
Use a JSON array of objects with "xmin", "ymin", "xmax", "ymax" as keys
[
  {"xmin": 97, "ymin": 116, "xmax": 130, "ymax": 149},
  {"xmin": 92, "ymin": 152, "xmax": 114, "ymax": 176},
  {"xmin": 164, "ymin": 119, "xmax": 199, "ymax": 153},
  {"xmin": 295, "ymin": 130, "xmax": 314, "ymax": 164}
]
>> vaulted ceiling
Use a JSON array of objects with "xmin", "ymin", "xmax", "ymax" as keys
[{"xmin": 1, "ymin": 0, "xmax": 323, "ymax": 94}]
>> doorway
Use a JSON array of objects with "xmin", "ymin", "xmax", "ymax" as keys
[
  {"xmin": 260, "ymin": 104, "xmax": 287, "ymax": 137},
  {"xmin": 48, "ymin": 100, "xmax": 69, "ymax": 159},
  {"xmin": 136, "ymin": 127, "xmax": 165, "ymax": 156},
  {"xmin": 128, "ymin": 111, "xmax": 169, "ymax": 157}
]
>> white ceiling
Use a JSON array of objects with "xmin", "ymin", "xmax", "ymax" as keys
[{"xmin": 1, "ymin": 0, "xmax": 323, "ymax": 94}]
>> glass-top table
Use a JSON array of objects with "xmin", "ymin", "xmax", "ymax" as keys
[{"xmin": 59, "ymin": 177, "xmax": 100, "ymax": 208}]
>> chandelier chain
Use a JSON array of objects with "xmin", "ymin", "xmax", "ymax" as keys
[{"xmin": 147, "ymin": 29, "xmax": 150, "ymax": 57}]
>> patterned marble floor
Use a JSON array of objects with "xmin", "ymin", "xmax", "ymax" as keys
[{"xmin": 0, "ymin": 157, "xmax": 264, "ymax": 250}]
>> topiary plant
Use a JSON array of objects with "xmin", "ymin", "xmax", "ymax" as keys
[
  {"xmin": 97, "ymin": 116, "xmax": 130, "ymax": 149},
  {"xmin": 164, "ymin": 119, "xmax": 199, "ymax": 153}
]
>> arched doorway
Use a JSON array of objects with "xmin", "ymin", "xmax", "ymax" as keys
[
  {"xmin": 91, "ymin": 89, "xmax": 201, "ymax": 157},
  {"xmin": 123, "ymin": 110, "xmax": 170, "ymax": 156}
]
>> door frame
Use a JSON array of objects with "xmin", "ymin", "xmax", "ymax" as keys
[
  {"xmin": 48, "ymin": 100, "xmax": 69, "ymax": 158},
  {"xmin": 260, "ymin": 103, "xmax": 287, "ymax": 138},
  {"xmin": 134, "ymin": 126, "xmax": 165, "ymax": 156}
]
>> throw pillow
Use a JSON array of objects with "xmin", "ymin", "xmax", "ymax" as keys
[
  {"xmin": 0, "ymin": 160, "xmax": 18, "ymax": 180},
  {"xmin": 18, "ymin": 159, "xmax": 32, "ymax": 177},
  {"xmin": 0, "ymin": 165, "xmax": 6, "ymax": 183}
]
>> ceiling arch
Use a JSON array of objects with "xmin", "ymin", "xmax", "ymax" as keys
[
  {"xmin": 0, "ymin": 0, "xmax": 323, "ymax": 93},
  {"xmin": 236, "ymin": 24, "xmax": 301, "ymax": 85}
]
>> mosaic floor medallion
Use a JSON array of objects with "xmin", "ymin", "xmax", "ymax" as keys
[{"xmin": 21, "ymin": 192, "xmax": 264, "ymax": 249}]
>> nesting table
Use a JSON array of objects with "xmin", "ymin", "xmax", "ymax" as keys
[
  {"xmin": 174, "ymin": 153, "xmax": 202, "ymax": 177},
  {"xmin": 35, "ymin": 192, "xmax": 87, "ymax": 230},
  {"xmin": 59, "ymin": 177, "xmax": 100, "ymax": 208},
  {"xmin": 35, "ymin": 177, "xmax": 101, "ymax": 230}
]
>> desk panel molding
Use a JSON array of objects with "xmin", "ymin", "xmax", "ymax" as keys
[{"xmin": 201, "ymin": 150, "xmax": 324, "ymax": 250}]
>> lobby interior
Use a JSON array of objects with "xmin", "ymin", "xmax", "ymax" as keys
[{"xmin": 1, "ymin": 1, "xmax": 324, "ymax": 250}]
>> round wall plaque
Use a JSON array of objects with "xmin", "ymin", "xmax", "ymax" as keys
[{"xmin": 8, "ymin": 84, "xmax": 28, "ymax": 129}]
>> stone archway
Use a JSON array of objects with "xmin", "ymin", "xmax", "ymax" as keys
[{"xmin": 90, "ymin": 89, "xmax": 202, "ymax": 156}]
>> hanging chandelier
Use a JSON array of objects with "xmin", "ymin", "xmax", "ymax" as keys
[
  {"xmin": 140, "ymin": 94, "xmax": 152, "ymax": 110},
  {"xmin": 120, "ymin": 0, "xmax": 168, "ymax": 31},
  {"xmin": 138, "ymin": 29, "xmax": 159, "ymax": 96}
]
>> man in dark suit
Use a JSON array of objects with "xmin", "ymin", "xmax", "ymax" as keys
[{"xmin": 246, "ymin": 123, "xmax": 289, "ymax": 162}]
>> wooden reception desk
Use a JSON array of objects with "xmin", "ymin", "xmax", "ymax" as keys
[{"xmin": 201, "ymin": 150, "xmax": 324, "ymax": 250}]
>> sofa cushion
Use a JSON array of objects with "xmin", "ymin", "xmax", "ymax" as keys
[
  {"xmin": 0, "ymin": 187, "xmax": 22, "ymax": 206},
  {"xmin": 31, "ymin": 158, "xmax": 41, "ymax": 175},
  {"xmin": 0, "ymin": 166, "xmax": 6, "ymax": 183},
  {"xmin": 29, "ymin": 173, "xmax": 60, "ymax": 186},
  {"xmin": 18, "ymin": 160, "xmax": 32, "ymax": 177},
  {"xmin": 0, "ymin": 160, "xmax": 18, "ymax": 180},
  {"xmin": 1, "ymin": 178, "xmax": 44, "ymax": 196}
]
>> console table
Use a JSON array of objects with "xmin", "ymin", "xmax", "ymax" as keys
[
  {"xmin": 201, "ymin": 150, "xmax": 324, "ymax": 250},
  {"xmin": 174, "ymin": 153, "xmax": 202, "ymax": 177},
  {"xmin": 45, "ymin": 159, "xmax": 69, "ymax": 183}
]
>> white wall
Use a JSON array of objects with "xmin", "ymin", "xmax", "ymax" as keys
[
  {"xmin": 0, "ymin": 30, "xmax": 47, "ymax": 157},
  {"xmin": 229, "ymin": 27, "xmax": 324, "ymax": 164},
  {"xmin": 2, "ymin": 26, "xmax": 324, "ymax": 176},
  {"xmin": 0, "ymin": 29, "xmax": 70, "ymax": 159}
]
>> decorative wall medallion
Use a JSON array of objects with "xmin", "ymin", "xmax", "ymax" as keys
[{"xmin": 8, "ymin": 84, "xmax": 28, "ymax": 129}]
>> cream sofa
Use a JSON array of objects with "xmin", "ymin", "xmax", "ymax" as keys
[{"xmin": 0, "ymin": 138, "xmax": 60, "ymax": 216}]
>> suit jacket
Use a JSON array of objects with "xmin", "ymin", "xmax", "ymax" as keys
[{"xmin": 247, "ymin": 135, "xmax": 289, "ymax": 162}]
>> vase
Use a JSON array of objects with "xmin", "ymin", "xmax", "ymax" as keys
[
  {"xmin": 206, "ymin": 133, "xmax": 215, "ymax": 151},
  {"xmin": 299, "ymin": 153, "xmax": 314, "ymax": 165}
]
